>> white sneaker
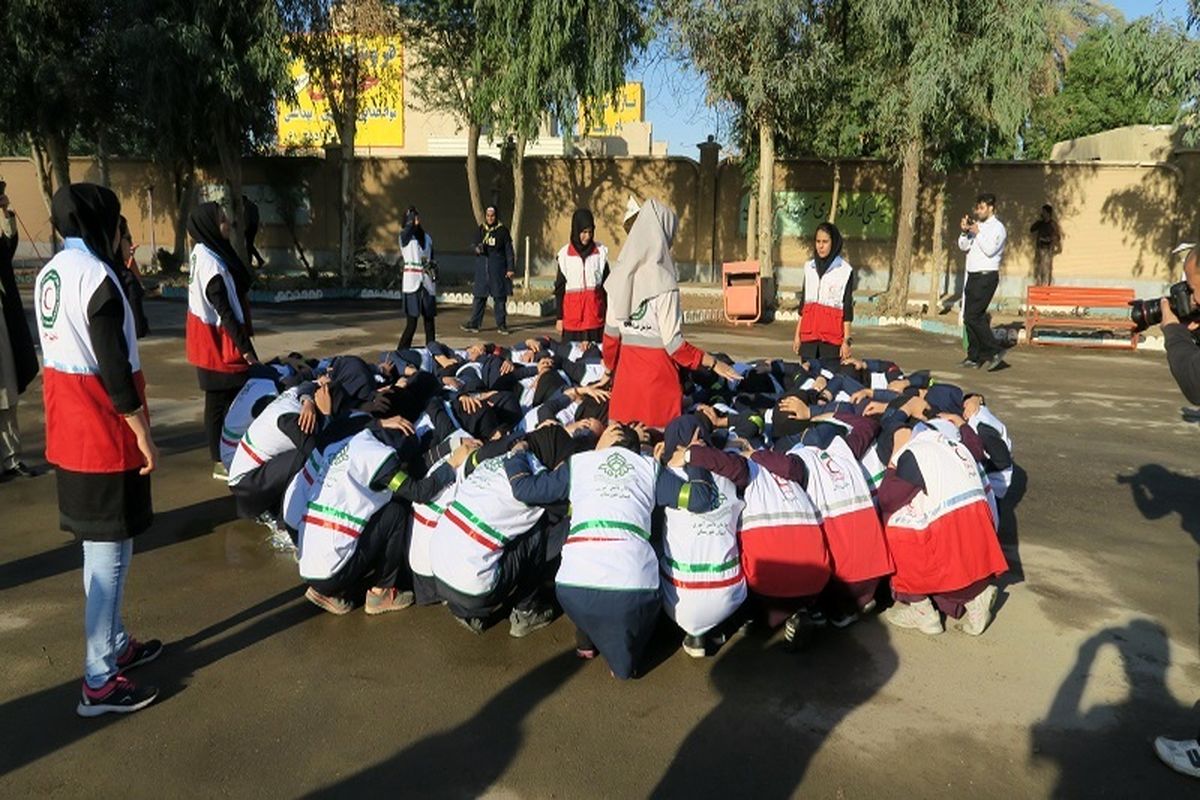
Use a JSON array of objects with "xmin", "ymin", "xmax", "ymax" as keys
[
  {"xmin": 958, "ymin": 584, "xmax": 998, "ymax": 636},
  {"xmin": 884, "ymin": 598, "xmax": 943, "ymax": 635},
  {"xmin": 1154, "ymin": 736, "xmax": 1200, "ymax": 779}
]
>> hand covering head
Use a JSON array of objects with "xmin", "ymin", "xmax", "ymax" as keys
[
  {"xmin": 570, "ymin": 208, "xmax": 596, "ymax": 257},
  {"xmin": 606, "ymin": 197, "xmax": 679, "ymax": 325},
  {"xmin": 188, "ymin": 201, "xmax": 251, "ymax": 296},
  {"xmin": 327, "ymin": 355, "xmax": 378, "ymax": 415},
  {"xmin": 925, "ymin": 383, "xmax": 964, "ymax": 416},
  {"xmin": 525, "ymin": 424, "xmax": 577, "ymax": 471},
  {"xmin": 813, "ymin": 221, "xmax": 844, "ymax": 275},
  {"xmin": 662, "ymin": 413, "xmax": 711, "ymax": 463},
  {"xmin": 51, "ymin": 183, "xmax": 121, "ymax": 269},
  {"xmin": 400, "ymin": 205, "xmax": 426, "ymax": 247}
]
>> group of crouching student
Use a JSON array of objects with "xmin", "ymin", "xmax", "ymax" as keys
[{"xmin": 216, "ymin": 336, "xmax": 1013, "ymax": 680}]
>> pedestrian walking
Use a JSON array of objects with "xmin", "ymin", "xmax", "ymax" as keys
[
  {"xmin": 957, "ymin": 193, "xmax": 1008, "ymax": 371},
  {"xmin": 397, "ymin": 205, "xmax": 436, "ymax": 348}
]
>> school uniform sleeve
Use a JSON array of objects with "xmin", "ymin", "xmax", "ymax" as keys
[
  {"xmin": 657, "ymin": 291, "xmax": 704, "ymax": 370},
  {"xmin": 842, "ymin": 270, "xmax": 855, "ymax": 322},
  {"xmin": 656, "ymin": 464, "xmax": 718, "ymax": 512},
  {"xmin": 957, "ymin": 423, "xmax": 987, "ymax": 463},
  {"xmin": 1163, "ymin": 323, "xmax": 1200, "ymax": 404},
  {"xmin": 377, "ymin": 460, "xmax": 455, "ymax": 503},
  {"xmin": 975, "ymin": 422, "xmax": 1012, "ymax": 472},
  {"xmin": 504, "ymin": 451, "xmax": 570, "ymax": 505},
  {"xmin": 833, "ymin": 412, "xmax": 881, "ymax": 460},
  {"xmin": 554, "ymin": 256, "xmax": 567, "ymax": 321},
  {"xmin": 204, "ymin": 275, "xmax": 256, "ymax": 360},
  {"xmin": 502, "ymin": 228, "xmax": 516, "ymax": 272},
  {"xmin": 749, "ymin": 449, "xmax": 808, "ymax": 487},
  {"xmin": 877, "ymin": 454, "xmax": 925, "ymax": 517},
  {"xmin": 86, "ymin": 277, "xmax": 141, "ymax": 415},
  {"xmin": 686, "ymin": 445, "xmax": 750, "ymax": 490},
  {"xmin": 535, "ymin": 390, "xmax": 574, "ymax": 424}
]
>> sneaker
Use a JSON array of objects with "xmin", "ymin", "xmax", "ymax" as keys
[
  {"xmin": 497, "ymin": 327, "xmax": 510, "ymax": 336},
  {"xmin": 455, "ymin": 615, "xmax": 485, "ymax": 635},
  {"xmin": 1154, "ymin": 736, "xmax": 1200, "ymax": 778},
  {"xmin": 459, "ymin": 324, "xmax": 480, "ymax": 333},
  {"xmin": 884, "ymin": 598, "xmax": 944, "ymax": 635},
  {"xmin": 305, "ymin": 586, "xmax": 353, "ymax": 615},
  {"xmin": 3, "ymin": 461, "xmax": 37, "ymax": 479},
  {"xmin": 828, "ymin": 608, "xmax": 860, "ymax": 629},
  {"xmin": 365, "ymin": 587, "xmax": 415, "ymax": 616},
  {"xmin": 212, "ymin": 461, "xmax": 229, "ymax": 481},
  {"xmin": 783, "ymin": 609, "xmax": 819, "ymax": 650},
  {"xmin": 509, "ymin": 606, "xmax": 556, "ymax": 638},
  {"xmin": 682, "ymin": 633, "xmax": 707, "ymax": 658},
  {"xmin": 957, "ymin": 358, "xmax": 981, "ymax": 369},
  {"xmin": 860, "ymin": 599, "xmax": 878, "ymax": 615},
  {"xmin": 575, "ymin": 647, "xmax": 598, "ymax": 660},
  {"xmin": 958, "ymin": 584, "xmax": 998, "ymax": 636},
  {"xmin": 116, "ymin": 638, "xmax": 163, "ymax": 674},
  {"xmin": 985, "ymin": 353, "xmax": 1008, "ymax": 372},
  {"xmin": 76, "ymin": 675, "xmax": 158, "ymax": 718}
]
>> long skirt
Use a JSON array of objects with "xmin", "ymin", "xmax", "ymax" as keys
[{"xmin": 556, "ymin": 584, "xmax": 660, "ymax": 679}]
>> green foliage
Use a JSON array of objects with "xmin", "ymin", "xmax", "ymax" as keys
[
  {"xmin": 399, "ymin": 0, "xmax": 488, "ymax": 129},
  {"xmin": 1025, "ymin": 20, "xmax": 1198, "ymax": 158}
]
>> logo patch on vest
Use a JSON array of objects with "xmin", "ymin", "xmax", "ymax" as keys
[
  {"xmin": 598, "ymin": 452, "xmax": 633, "ymax": 478},
  {"xmin": 39, "ymin": 269, "xmax": 61, "ymax": 329}
]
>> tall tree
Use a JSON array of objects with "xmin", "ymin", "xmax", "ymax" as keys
[{"xmin": 281, "ymin": 0, "xmax": 403, "ymax": 284}]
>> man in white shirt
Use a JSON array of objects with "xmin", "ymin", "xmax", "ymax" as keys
[{"xmin": 957, "ymin": 193, "xmax": 1008, "ymax": 372}]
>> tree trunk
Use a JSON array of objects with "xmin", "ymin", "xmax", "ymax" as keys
[
  {"xmin": 828, "ymin": 160, "xmax": 841, "ymax": 224},
  {"xmin": 926, "ymin": 176, "xmax": 947, "ymax": 316},
  {"xmin": 745, "ymin": 187, "xmax": 758, "ymax": 261},
  {"xmin": 882, "ymin": 136, "xmax": 922, "ymax": 316},
  {"xmin": 45, "ymin": 130, "xmax": 71, "ymax": 192},
  {"xmin": 756, "ymin": 121, "xmax": 776, "ymax": 283},
  {"xmin": 28, "ymin": 135, "xmax": 54, "ymax": 219},
  {"xmin": 172, "ymin": 162, "xmax": 196, "ymax": 264},
  {"xmin": 465, "ymin": 120, "xmax": 485, "ymax": 226},
  {"xmin": 510, "ymin": 133, "xmax": 528, "ymax": 293},
  {"xmin": 96, "ymin": 128, "xmax": 111, "ymax": 187}
]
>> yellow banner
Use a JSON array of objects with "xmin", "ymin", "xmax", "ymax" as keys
[
  {"xmin": 579, "ymin": 82, "xmax": 644, "ymax": 137},
  {"xmin": 276, "ymin": 36, "xmax": 404, "ymax": 148}
]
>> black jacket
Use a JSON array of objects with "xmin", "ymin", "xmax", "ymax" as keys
[{"xmin": 0, "ymin": 217, "xmax": 39, "ymax": 394}]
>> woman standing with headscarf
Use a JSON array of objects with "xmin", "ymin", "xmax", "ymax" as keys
[
  {"xmin": 603, "ymin": 198, "xmax": 739, "ymax": 429},
  {"xmin": 792, "ymin": 221, "xmax": 855, "ymax": 362},
  {"xmin": 464, "ymin": 205, "xmax": 515, "ymax": 335},
  {"xmin": 36, "ymin": 183, "xmax": 162, "ymax": 717},
  {"xmin": 554, "ymin": 208, "xmax": 608, "ymax": 342},
  {"xmin": 397, "ymin": 205, "xmax": 436, "ymax": 349},
  {"xmin": 185, "ymin": 201, "xmax": 258, "ymax": 480}
]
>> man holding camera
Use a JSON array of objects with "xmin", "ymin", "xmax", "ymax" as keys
[
  {"xmin": 0, "ymin": 187, "xmax": 39, "ymax": 481},
  {"xmin": 957, "ymin": 193, "xmax": 1009, "ymax": 372},
  {"xmin": 1154, "ymin": 247, "xmax": 1200, "ymax": 780}
]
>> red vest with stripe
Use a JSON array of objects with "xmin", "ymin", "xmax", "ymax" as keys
[
  {"xmin": 738, "ymin": 459, "xmax": 832, "ymax": 598},
  {"xmin": 556, "ymin": 242, "xmax": 607, "ymax": 331},
  {"xmin": 36, "ymin": 243, "xmax": 147, "ymax": 473},
  {"xmin": 186, "ymin": 243, "xmax": 250, "ymax": 373},
  {"xmin": 798, "ymin": 256, "xmax": 852, "ymax": 345}
]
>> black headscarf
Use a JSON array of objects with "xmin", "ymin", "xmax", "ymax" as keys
[
  {"xmin": 813, "ymin": 221, "xmax": 844, "ymax": 278},
  {"xmin": 570, "ymin": 208, "xmax": 596, "ymax": 258},
  {"xmin": 327, "ymin": 355, "xmax": 378, "ymax": 415},
  {"xmin": 525, "ymin": 424, "xmax": 577, "ymax": 471},
  {"xmin": 662, "ymin": 414, "xmax": 712, "ymax": 463},
  {"xmin": 188, "ymin": 201, "xmax": 251, "ymax": 296},
  {"xmin": 51, "ymin": 183, "xmax": 121, "ymax": 269},
  {"xmin": 400, "ymin": 206, "xmax": 426, "ymax": 248}
]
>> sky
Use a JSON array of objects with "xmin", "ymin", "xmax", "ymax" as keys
[{"xmin": 632, "ymin": 0, "xmax": 1192, "ymax": 159}]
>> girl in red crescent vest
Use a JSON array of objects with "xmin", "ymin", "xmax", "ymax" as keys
[
  {"xmin": 185, "ymin": 202, "xmax": 258, "ymax": 481},
  {"xmin": 36, "ymin": 183, "xmax": 162, "ymax": 717},
  {"xmin": 554, "ymin": 208, "xmax": 608, "ymax": 343},
  {"xmin": 793, "ymin": 222, "xmax": 856, "ymax": 363}
]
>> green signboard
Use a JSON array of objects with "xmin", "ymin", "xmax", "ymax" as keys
[{"xmin": 739, "ymin": 190, "xmax": 896, "ymax": 240}]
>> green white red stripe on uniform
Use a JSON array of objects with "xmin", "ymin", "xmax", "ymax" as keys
[
  {"xmin": 661, "ymin": 555, "xmax": 743, "ymax": 590},
  {"xmin": 566, "ymin": 519, "xmax": 649, "ymax": 545},
  {"xmin": 444, "ymin": 501, "xmax": 509, "ymax": 551},
  {"xmin": 238, "ymin": 431, "xmax": 266, "ymax": 465},
  {"xmin": 302, "ymin": 502, "xmax": 367, "ymax": 539}
]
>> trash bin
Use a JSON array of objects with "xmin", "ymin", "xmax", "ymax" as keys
[{"xmin": 723, "ymin": 260, "xmax": 762, "ymax": 325}]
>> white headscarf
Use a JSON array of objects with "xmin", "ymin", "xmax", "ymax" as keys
[{"xmin": 606, "ymin": 197, "xmax": 679, "ymax": 325}]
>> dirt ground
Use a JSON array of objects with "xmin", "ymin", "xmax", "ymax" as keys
[{"xmin": 1, "ymin": 296, "xmax": 1198, "ymax": 798}]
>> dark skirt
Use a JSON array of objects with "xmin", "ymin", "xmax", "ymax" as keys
[
  {"xmin": 402, "ymin": 288, "xmax": 436, "ymax": 318},
  {"xmin": 562, "ymin": 326, "xmax": 603, "ymax": 343},
  {"xmin": 56, "ymin": 467, "xmax": 153, "ymax": 541},
  {"xmin": 197, "ymin": 366, "xmax": 248, "ymax": 393},
  {"xmin": 557, "ymin": 585, "xmax": 660, "ymax": 679}
]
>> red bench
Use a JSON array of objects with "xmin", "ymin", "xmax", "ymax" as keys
[{"xmin": 1024, "ymin": 285, "xmax": 1138, "ymax": 349}]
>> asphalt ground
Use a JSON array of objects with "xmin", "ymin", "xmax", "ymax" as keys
[{"xmin": 1, "ymin": 296, "xmax": 1198, "ymax": 798}]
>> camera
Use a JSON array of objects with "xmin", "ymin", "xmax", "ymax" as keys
[{"xmin": 1129, "ymin": 280, "xmax": 1199, "ymax": 332}]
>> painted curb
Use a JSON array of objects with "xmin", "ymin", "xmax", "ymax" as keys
[{"xmin": 159, "ymin": 285, "xmax": 557, "ymax": 317}]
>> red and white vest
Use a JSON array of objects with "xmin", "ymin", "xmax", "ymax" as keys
[
  {"xmin": 287, "ymin": 429, "xmax": 397, "ymax": 580},
  {"xmin": 660, "ymin": 470, "xmax": 747, "ymax": 635},
  {"xmin": 738, "ymin": 459, "xmax": 831, "ymax": 598},
  {"xmin": 228, "ymin": 387, "xmax": 306, "ymax": 486},
  {"xmin": 186, "ymin": 242, "xmax": 250, "ymax": 373},
  {"xmin": 408, "ymin": 432, "xmax": 470, "ymax": 581},
  {"xmin": 556, "ymin": 242, "xmax": 607, "ymax": 331},
  {"xmin": 399, "ymin": 233, "xmax": 435, "ymax": 295},
  {"xmin": 884, "ymin": 429, "xmax": 1008, "ymax": 594},
  {"xmin": 558, "ymin": 448, "xmax": 660, "ymax": 592},
  {"xmin": 967, "ymin": 405, "xmax": 1013, "ymax": 500},
  {"xmin": 36, "ymin": 243, "xmax": 147, "ymax": 473},
  {"xmin": 798, "ymin": 256, "xmax": 852, "ymax": 345},
  {"xmin": 429, "ymin": 454, "xmax": 545, "ymax": 597},
  {"xmin": 792, "ymin": 436, "xmax": 894, "ymax": 583},
  {"xmin": 219, "ymin": 375, "xmax": 281, "ymax": 469}
]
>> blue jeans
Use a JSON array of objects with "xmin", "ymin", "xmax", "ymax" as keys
[
  {"xmin": 83, "ymin": 539, "xmax": 133, "ymax": 688},
  {"xmin": 468, "ymin": 295, "xmax": 507, "ymax": 330}
]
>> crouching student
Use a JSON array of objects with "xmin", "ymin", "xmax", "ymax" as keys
[
  {"xmin": 504, "ymin": 422, "xmax": 718, "ymax": 679},
  {"xmin": 429, "ymin": 426, "xmax": 569, "ymax": 636},
  {"xmin": 963, "ymin": 392, "xmax": 1014, "ymax": 500},
  {"xmin": 657, "ymin": 415, "xmax": 746, "ymax": 658},
  {"xmin": 878, "ymin": 421, "xmax": 1008, "ymax": 636},
  {"xmin": 285, "ymin": 421, "xmax": 478, "ymax": 615},
  {"xmin": 219, "ymin": 357, "xmax": 314, "ymax": 471}
]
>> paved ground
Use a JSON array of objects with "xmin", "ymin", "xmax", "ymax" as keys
[{"xmin": 1, "ymin": 297, "xmax": 1199, "ymax": 798}]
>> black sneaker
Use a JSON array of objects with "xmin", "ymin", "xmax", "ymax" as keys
[
  {"xmin": 985, "ymin": 353, "xmax": 1008, "ymax": 372},
  {"xmin": 509, "ymin": 606, "xmax": 556, "ymax": 638},
  {"xmin": 116, "ymin": 638, "xmax": 163, "ymax": 674},
  {"xmin": 3, "ymin": 461, "xmax": 37, "ymax": 478},
  {"xmin": 497, "ymin": 327, "xmax": 510, "ymax": 336},
  {"xmin": 783, "ymin": 610, "xmax": 819, "ymax": 651},
  {"xmin": 455, "ymin": 616, "xmax": 485, "ymax": 635},
  {"xmin": 77, "ymin": 675, "xmax": 158, "ymax": 718},
  {"xmin": 957, "ymin": 358, "xmax": 980, "ymax": 369},
  {"xmin": 682, "ymin": 633, "xmax": 707, "ymax": 658},
  {"xmin": 460, "ymin": 324, "xmax": 480, "ymax": 333}
]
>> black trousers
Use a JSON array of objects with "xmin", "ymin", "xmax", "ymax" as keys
[
  {"xmin": 963, "ymin": 271, "xmax": 1002, "ymax": 362},
  {"xmin": 307, "ymin": 501, "xmax": 410, "ymax": 598},
  {"xmin": 435, "ymin": 526, "xmax": 551, "ymax": 624},
  {"xmin": 799, "ymin": 340, "xmax": 841, "ymax": 363},
  {"xmin": 468, "ymin": 295, "xmax": 507, "ymax": 330},
  {"xmin": 204, "ymin": 387, "xmax": 242, "ymax": 463},
  {"xmin": 398, "ymin": 313, "xmax": 437, "ymax": 349}
]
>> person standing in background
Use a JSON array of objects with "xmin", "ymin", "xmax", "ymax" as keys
[
  {"xmin": 37, "ymin": 183, "xmax": 162, "ymax": 716},
  {"xmin": 554, "ymin": 208, "xmax": 608, "ymax": 343},
  {"xmin": 243, "ymin": 195, "xmax": 266, "ymax": 271},
  {"xmin": 185, "ymin": 201, "xmax": 258, "ymax": 481},
  {"xmin": 792, "ymin": 221, "xmax": 855, "ymax": 362},
  {"xmin": 1029, "ymin": 204, "xmax": 1062, "ymax": 286},
  {"xmin": 0, "ymin": 187, "xmax": 39, "ymax": 479},
  {"xmin": 957, "ymin": 193, "xmax": 1008, "ymax": 372},
  {"xmin": 464, "ymin": 205, "xmax": 515, "ymax": 335},
  {"xmin": 397, "ymin": 205, "xmax": 436, "ymax": 349}
]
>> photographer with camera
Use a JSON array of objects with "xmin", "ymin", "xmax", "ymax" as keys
[
  {"xmin": 1152, "ymin": 247, "xmax": 1200, "ymax": 779},
  {"xmin": 0, "ymin": 183, "xmax": 39, "ymax": 480},
  {"xmin": 957, "ymin": 193, "xmax": 1009, "ymax": 372}
]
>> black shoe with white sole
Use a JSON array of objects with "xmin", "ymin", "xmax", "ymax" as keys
[
  {"xmin": 77, "ymin": 675, "xmax": 158, "ymax": 718},
  {"xmin": 116, "ymin": 638, "xmax": 163, "ymax": 674}
]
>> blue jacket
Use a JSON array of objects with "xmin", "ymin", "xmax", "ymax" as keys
[{"xmin": 473, "ymin": 223, "xmax": 515, "ymax": 297}]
